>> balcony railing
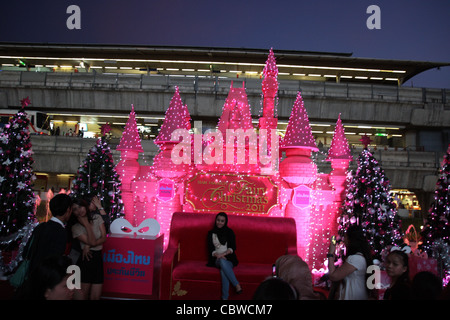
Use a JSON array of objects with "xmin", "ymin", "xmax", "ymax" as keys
[
  {"xmin": 1, "ymin": 71, "xmax": 449, "ymax": 106},
  {"xmin": 30, "ymin": 135, "xmax": 444, "ymax": 170}
]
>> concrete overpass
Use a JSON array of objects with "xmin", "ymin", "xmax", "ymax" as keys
[{"xmin": 1, "ymin": 70, "xmax": 449, "ymax": 141}]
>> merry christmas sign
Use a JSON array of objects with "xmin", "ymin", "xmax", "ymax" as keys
[{"xmin": 186, "ymin": 173, "xmax": 278, "ymax": 214}]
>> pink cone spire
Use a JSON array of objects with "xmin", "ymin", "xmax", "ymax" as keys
[
  {"xmin": 326, "ymin": 114, "xmax": 353, "ymax": 161},
  {"xmin": 154, "ymin": 86, "xmax": 191, "ymax": 145},
  {"xmin": 116, "ymin": 104, "xmax": 143, "ymax": 152},
  {"xmin": 281, "ymin": 92, "xmax": 318, "ymax": 151}
]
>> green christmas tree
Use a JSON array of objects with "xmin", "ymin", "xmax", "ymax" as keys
[
  {"xmin": 420, "ymin": 144, "xmax": 450, "ymax": 255},
  {"xmin": 72, "ymin": 136, "xmax": 124, "ymax": 221},
  {"xmin": 0, "ymin": 97, "xmax": 36, "ymax": 237},
  {"xmin": 339, "ymin": 146, "xmax": 403, "ymax": 260}
]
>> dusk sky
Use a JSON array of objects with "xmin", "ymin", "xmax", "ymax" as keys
[{"xmin": 0, "ymin": 0, "xmax": 449, "ymax": 88}]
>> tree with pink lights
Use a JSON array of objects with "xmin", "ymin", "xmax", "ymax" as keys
[
  {"xmin": 0, "ymin": 97, "xmax": 36, "ymax": 237},
  {"xmin": 339, "ymin": 147, "xmax": 403, "ymax": 260},
  {"xmin": 420, "ymin": 145, "xmax": 450, "ymax": 282},
  {"xmin": 72, "ymin": 136, "xmax": 124, "ymax": 221}
]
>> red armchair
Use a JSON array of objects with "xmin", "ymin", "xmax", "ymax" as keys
[{"xmin": 160, "ymin": 212, "xmax": 298, "ymax": 300}]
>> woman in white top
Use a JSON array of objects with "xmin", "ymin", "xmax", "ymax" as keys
[
  {"xmin": 327, "ymin": 224, "xmax": 372, "ymax": 300},
  {"xmin": 70, "ymin": 198, "xmax": 106, "ymax": 300}
]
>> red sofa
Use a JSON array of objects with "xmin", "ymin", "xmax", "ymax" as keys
[{"xmin": 160, "ymin": 212, "xmax": 298, "ymax": 300}]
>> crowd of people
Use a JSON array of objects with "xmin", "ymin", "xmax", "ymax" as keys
[
  {"xmin": 12, "ymin": 193, "xmax": 110, "ymax": 300},
  {"xmin": 8, "ymin": 202, "xmax": 450, "ymax": 300},
  {"xmin": 253, "ymin": 224, "xmax": 449, "ymax": 300}
]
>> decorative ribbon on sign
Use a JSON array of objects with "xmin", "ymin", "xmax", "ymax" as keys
[{"xmin": 110, "ymin": 218, "xmax": 160, "ymax": 236}]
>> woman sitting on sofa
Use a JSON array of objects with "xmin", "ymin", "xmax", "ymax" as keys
[{"xmin": 207, "ymin": 212, "xmax": 242, "ymax": 300}]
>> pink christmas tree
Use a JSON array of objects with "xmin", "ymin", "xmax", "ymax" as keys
[
  {"xmin": 326, "ymin": 114, "xmax": 353, "ymax": 161},
  {"xmin": 281, "ymin": 92, "xmax": 318, "ymax": 151},
  {"xmin": 154, "ymin": 86, "xmax": 191, "ymax": 145},
  {"xmin": 116, "ymin": 105, "xmax": 143, "ymax": 153}
]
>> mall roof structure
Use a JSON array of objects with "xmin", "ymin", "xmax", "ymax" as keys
[{"xmin": 1, "ymin": 42, "xmax": 449, "ymax": 85}]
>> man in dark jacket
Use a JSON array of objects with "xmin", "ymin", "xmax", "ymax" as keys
[{"xmin": 25, "ymin": 194, "xmax": 73, "ymax": 274}]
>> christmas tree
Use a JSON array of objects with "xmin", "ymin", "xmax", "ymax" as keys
[
  {"xmin": 0, "ymin": 97, "xmax": 36, "ymax": 237},
  {"xmin": 339, "ymin": 145, "xmax": 403, "ymax": 260},
  {"xmin": 420, "ymin": 145, "xmax": 450, "ymax": 254},
  {"xmin": 72, "ymin": 136, "xmax": 124, "ymax": 221}
]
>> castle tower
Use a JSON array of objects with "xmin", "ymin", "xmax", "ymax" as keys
[
  {"xmin": 116, "ymin": 105, "xmax": 144, "ymax": 226},
  {"xmin": 152, "ymin": 87, "xmax": 192, "ymax": 248},
  {"xmin": 215, "ymin": 81, "xmax": 258, "ymax": 174},
  {"xmin": 259, "ymin": 48, "xmax": 279, "ymax": 130},
  {"xmin": 279, "ymin": 92, "xmax": 318, "ymax": 185},
  {"xmin": 326, "ymin": 114, "xmax": 353, "ymax": 202},
  {"xmin": 279, "ymin": 92, "xmax": 318, "ymax": 262},
  {"xmin": 259, "ymin": 49, "xmax": 280, "ymax": 175}
]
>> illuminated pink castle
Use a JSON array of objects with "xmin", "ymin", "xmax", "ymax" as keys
[{"xmin": 115, "ymin": 49, "xmax": 353, "ymax": 270}]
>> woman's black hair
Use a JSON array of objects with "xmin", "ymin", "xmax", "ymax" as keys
[
  {"xmin": 211, "ymin": 212, "xmax": 229, "ymax": 245},
  {"xmin": 345, "ymin": 224, "xmax": 373, "ymax": 268},
  {"xmin": 68, "ymin": 197, "xmax": 93, "ymax": 226}
]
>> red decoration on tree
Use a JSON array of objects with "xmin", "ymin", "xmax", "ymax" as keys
[
  {"xmin": 20, "ymin": 97, "xmax": 31, "ymax": 109},
  {"xmin": 116, "ymin": 105, "xmax": 143, "ymax": 153},
  {"xmin": 360, "ymin": 134, "xmax": 372, "ymax": 149},
  {"xmin": 326, "ymin": 114, "xmax": 353, "ymax": 161},
  {"xmin": 154, "ymin": 87, "xmax": 191, "ymax": 145},
  {"xmin": 100, "ymin": 122, "xmax": 112, "ymax": 136},
  {"xmin": 281, "ymin": 92, "xmax": 318, "ymax": 151}
]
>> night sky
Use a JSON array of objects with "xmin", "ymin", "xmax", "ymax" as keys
[{"xmin": 0, "ymin": 0, "xmax": 449, "ymax": 88}]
